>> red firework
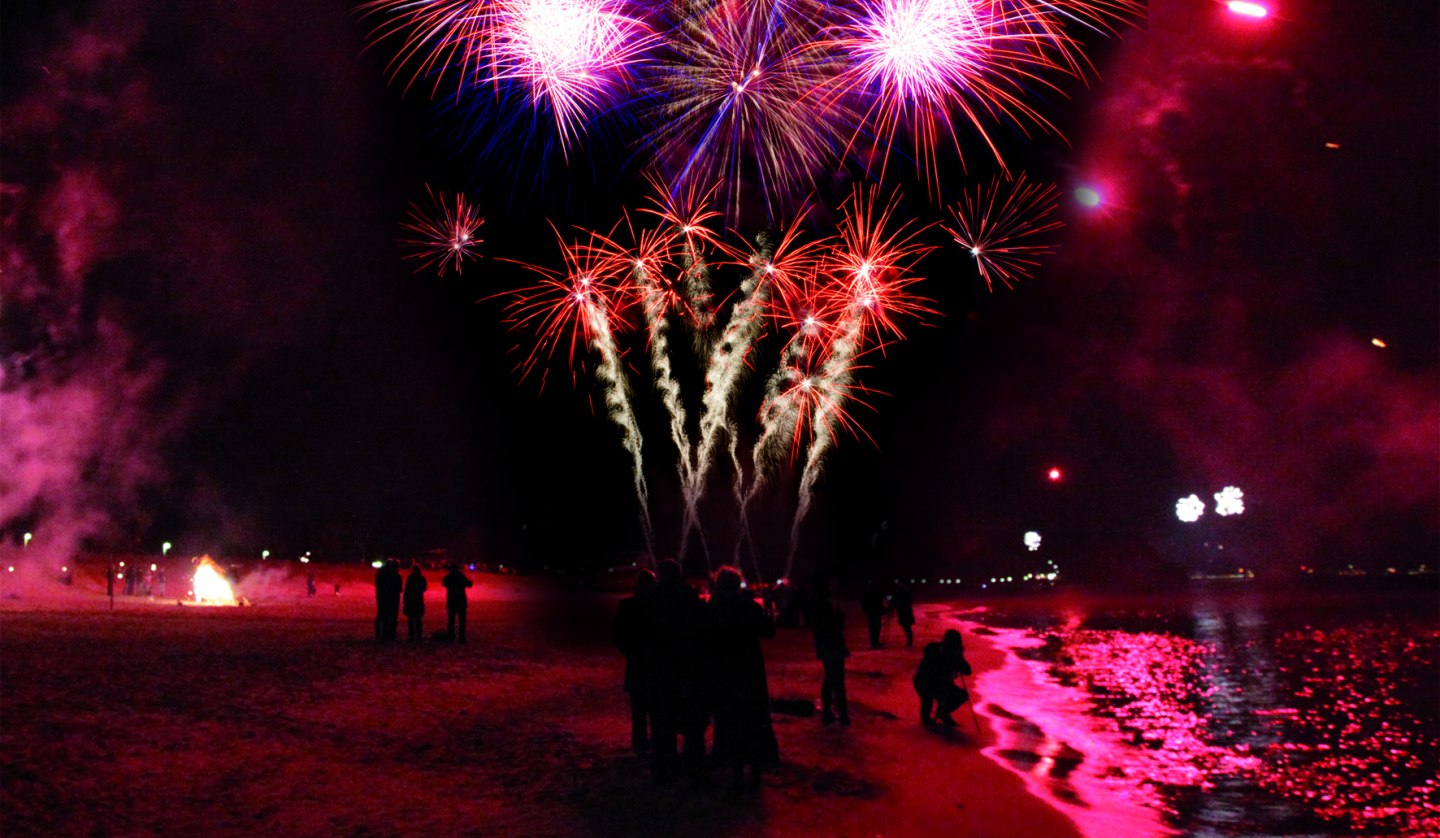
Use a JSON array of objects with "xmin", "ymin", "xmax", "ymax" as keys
[
  {"xmin": 400, "ymin": 186, "xmax": 486, "ymax": 276},
  {"xmin": 942, "ymin": 174, "xmax": 1063, "ymax": 290},
  {"xmin": 504, "ymin": 223, "xmax": 630, "ymax": 387},
  {"xmin": 819, "ymin": 187, "xmax": 936, "ymax": 345}
]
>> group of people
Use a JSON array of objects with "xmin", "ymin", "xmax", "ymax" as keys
[
  {"xmin": 373, "ymin": 559, "xmax": 473, "ymax": 643},
  {"xmin": 860, "ymin": 579, "xmax": 916, "ymax": 649},
  {"xmin": 119, "ymin": 564, "xmax": 166, "ymax": 598},
  {"xmin": 614, "ymin": 562, "xmax": 977, "ymax": 792},
  {"xmin": 613, "ymin": 561, "xmax": 779, "ymax": 792}
]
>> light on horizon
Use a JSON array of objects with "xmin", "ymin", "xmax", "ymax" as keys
[{"xmin": 1226, "ymin": 1, "xmax": 1268, "ymax": 18}]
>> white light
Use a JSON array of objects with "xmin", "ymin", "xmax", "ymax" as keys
[
  {"xmin": 1214, "ymin": 485, "xmax": 1245, "ymax": 516},
  {"xmin": 1024, "ymin": 531, "xmax": 1042, "ymax": 552},
  {"xmin": 1176, "ymin": 494, "xmax": 1206, "ymax": 523}
]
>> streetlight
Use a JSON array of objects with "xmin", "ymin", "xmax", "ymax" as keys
[
  {"xmin": 23, "ymin": 532, "xmax": 32, "ymax": 549},
  {"xmin": 162, "ymin": 541, "xmax": 172, "ymax": 556},
  {"xmin": 261, "ymin": 550, "xmax": 270, "ymax": 560}
]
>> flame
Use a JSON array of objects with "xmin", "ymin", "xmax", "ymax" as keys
[{"xmin": 192, "ymin": 556, "xmax": 237, "ymax": 605}]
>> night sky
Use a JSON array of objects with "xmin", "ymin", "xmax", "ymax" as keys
[{"xmin": 2, "ymin": 0, "xmax": 1436, "ymax": 578}]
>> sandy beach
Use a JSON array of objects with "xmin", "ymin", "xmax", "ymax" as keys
[{"xmin": 1, "ymin": 563, "xmax": 1099, "ymax": 837}]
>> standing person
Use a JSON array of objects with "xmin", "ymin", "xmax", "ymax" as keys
[
  {"xmin": 913, "ymin": 629, "xmax": 973, "ymax": 726},
  {"xmin": 374, "ymin": 559, "xmax": 403, "ymax": 642},
  {"xmin": 122, "ymin": 563, "xmax": 136, "ymax": 596},
  {"xmin": 612, "ymin": 569, "xmax": 657, "ymax": 757},
  {"xmin": 403, "ymin": 564, "xmax": 428, "ymax": 642},
  {"xmin": 155, "ymin": 566, "xmax": 167, "ymax": 598},
  {"xmin": 442, "ymin": 563, "xmax": 473, "ymax": 643},
  {"xmin": 647, "ymin": 559, "xmax": 706, "ymax": 787},
  {"xmin": 810, "ymin": 579, "xmax": 850, "ymax": 726},
  {"xmin": 860, "ymin": 580, "xmax": 887, "ymax": 649},
  {"xmin": 704, "ymin": 566, "xmax": 778, "ymax": 794},
  {"xmin": 306, "ymin": 572, "xmax": 317, "ymax": 597},
  {"xmin": 891, "ymin": 581, "xmax": 916, "ymax": 647}
]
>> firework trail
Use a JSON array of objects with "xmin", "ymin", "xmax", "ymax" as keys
[
  {"xmin": 942, "ymin": 174, "xmax": 1062, "ymax": 290},
  {"xmin": 618, "ymin": 219, "xmax": 698, "ymax": 553},
  {"xmin": 505, "ymin": 226, "xmax": 655, "ymax": 556},
  {"xmin": 358, "ymin": 0, "xmax": 494, "ymax": 97},
  {"xmin": 400, "ymin": 185, "xmax": 485, "ymax": 275},
  {"xmin": 786, "ymin": 318, "xmax": 864, "ymax": 574}
]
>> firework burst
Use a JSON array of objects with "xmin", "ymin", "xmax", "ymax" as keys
[
  {"xmin": 400, "ymin": 186, "xmax": 486, "ymax": 276},
  {"xmin": 648, "ymin": 0, "xmax": 850, "ymax": 222},
  {"xmin": 942, "ymin": 174, "xmax": 1062, "ymax": 290}
]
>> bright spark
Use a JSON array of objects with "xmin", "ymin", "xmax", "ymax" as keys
[
  {"xmin": 1214, "ymin": 486, "xmax": 1245, "ymax": 516},
  {"xmin": 1176, "ymin": 494, "xmax": 1206, "ymax": 523}
]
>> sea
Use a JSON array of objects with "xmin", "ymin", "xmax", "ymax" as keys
[{"xmin": 953, "ymin": 584, "xmax": 1439, "ymax": 837}]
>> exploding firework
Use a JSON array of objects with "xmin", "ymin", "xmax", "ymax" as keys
[
  {"xmin": 489, "ymin": 0, "xmax": 657, "ymax": 149},
  {"xmin": 1025, "ymin": 530, "xmax": 1042, "ymax": 551},
  {"xmin": 1214, "ymin": 485, "xmax": 1245, "ymax": 516},
  {"xmin": 1176, "ymin": 494, "xmax": 1206, "ymax": 523},
  {"xmin": 401, "ymin": 186, "xmax": 485, "ymax": 276},
  {"xmin": 943, "ymin": 174, "xmax": 1062, "ymax": 290},
  {"xmin": 648, "ymin": 0, "xmax": 849, "ymax": 221}
]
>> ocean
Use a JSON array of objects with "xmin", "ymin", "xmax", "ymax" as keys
[{"xmin": 957, "ymin": 586, "xmax": 1439, "ymax": 837}]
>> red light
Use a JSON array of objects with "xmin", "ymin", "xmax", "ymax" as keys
[{"xmin": 1048, "ymin": 468, "xmax": 1063, "ymax": 482}]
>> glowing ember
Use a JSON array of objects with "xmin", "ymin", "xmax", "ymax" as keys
[
  {"xmin": 192, "ymin": 556, "xmax": 237, "ymax": 605},
  {"xmin": 1176, "ymin": 494, "xmax": 1205, "ymax": 523},
  {"xmin": 1214, "ymin": 485, "xmax": 1245, "ymax": 516}
]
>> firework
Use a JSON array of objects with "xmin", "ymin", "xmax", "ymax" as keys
[
  {"xmin": 1176, "ymin": 494, "xmax": 1205, "ymax": 523},
  {"xmin": 820, "ymin": 187, "xmax": 936, "ymax": 345},
  {"xmin": 1024, "ymin": 530, "xmax": 1042, "ymax": 551},
  {"xmin": 400, "ymin": 186, "xmax": 486, "ymax": 276},
  {"xmin": 505, "ymin": 225, "xmax": 655, "ymax": 554},
  {"xmin": 1214, "ymin": 486, "xmax": 1245, "ymax": 516},
  {"xmin": 943, "ymin": 174, "xmax": 1062, "ymax": 290},
  {"xmin": 647, "ymin": 0, "xmax": 849, "ymax": 222},
  {"xmin": 358, "ymin": 0, "xmax": 495, "ymax": 96},
  {"xmin": 489, "ymin": 0, "xmax": 657, "ymax": 149}
]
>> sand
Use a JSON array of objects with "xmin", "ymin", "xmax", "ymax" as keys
[{"xmin": 2, "ymin": 564, "xmax": 1089, "ymax": 837}]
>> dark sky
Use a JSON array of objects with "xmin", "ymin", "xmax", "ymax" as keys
[{"xmin": 2, "ymin": 0, "xmax": 1436, "ymax": 579}]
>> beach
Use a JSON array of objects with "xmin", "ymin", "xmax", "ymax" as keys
[{"xmin": 2, "ymin": 564, "xmax": 1097, "ymax": 837}]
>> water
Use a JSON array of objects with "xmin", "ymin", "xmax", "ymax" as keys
[{"xmin": 956, "ymin": 587, "xmax": 1440, "ymax": 837}]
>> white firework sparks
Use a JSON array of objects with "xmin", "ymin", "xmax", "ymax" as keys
[
  {"xmin": 1024, "ymin": 530, "xmax": 1041, "ymax": 551},
  {"xmin": 1175, "ymin": 494, "xmax": 1205, "ymax": 523},
  {"xmin": 1214, "ymin": 485, "xmax": 1245, "ymax": 516}
]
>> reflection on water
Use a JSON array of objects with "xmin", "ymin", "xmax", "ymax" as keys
[{"xmin": 963, "ymin": 591, "xmax": 1440, "ymax": 836}]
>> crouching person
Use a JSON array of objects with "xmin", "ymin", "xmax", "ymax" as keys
[{"xmin": 913, "ymin": 629, "xmax": 972, "ymax": 726}]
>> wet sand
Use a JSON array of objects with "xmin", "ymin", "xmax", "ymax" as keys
[{"xmin": 1, "ymin": 567, "xmax": 1088, "ymax": 837}]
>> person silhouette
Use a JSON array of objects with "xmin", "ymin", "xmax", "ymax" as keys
[
  {"xmin": 891, "ymin": 581, "xmax": 915, "ymax": 647},
  {"xmin": 810, "ymin": 578, "xmax": 850, "ymax": 726},
  {"xmin": 704, "ymin": 566, "xmax": 778, "ymax": 793},
  {"xmin": 374, "ymin": 560, "xmax": 403, "ymax": 642},
  {"xmin": 860, "ymin": 580, "xmax": 887, "ymax": 649},
  {"xmin": 613, "ymin": 568, "xmax": 657, "ymax": 756},
  {"xmin": 647, "ymin": 559, "xmax": 706, "ymax": 787},
  {"xmin": 913, "ymin": 629, "xmax": 972, "ymax": 726},
  {"xmin": 441, "ymin": 563, "xmax": 473, "ymax": 643},
  {"xmin": 403, "ymin": 563, "xmax": 428, "ymax": 642}
]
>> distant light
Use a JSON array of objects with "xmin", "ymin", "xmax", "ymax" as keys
[
  {"xmin": 23, "ymin": 532, "xmax": 32, "ymax": 548},
  {"xmin": 1324, "ymin": 142, "xmax": 1341, "ymax": 149},
  {"xmin": 1226, "ymin": 1, "xmax": 1268, "ymax": 18},
  {"xmin": 1074, "ymin": 187, "xmax": 1102, "ymax": 208},
  {"xmin": 1371, "ymin": 338, "xmax": 1387, "ymax": 348},
  {"xmin": 299, "ymin": 557, "xmax": 310, "ymax": 564},
  {"xmin": 1024, "ymin": 531, "xmax": 1043, "ymax": 552},
  {"xmin": 162, "ymin": 541, "xmax": 172, "ymax": 556},
  {"xmin": 261, "ymin": 550, "xmax": 270, "ymax": 559},
  {"xmin": 1047, "ymin": 467, "xmax": 1063, "ymax": 482},
  {"xmin": 6, "ymin": 566, "xmax": 13, "ymax": 573},
  {"xmin": 1214, "ymin": 485, "xmax": 1246, "ymax": 516},
  {"xmin": 150, "ymin": 564, "xmax": 157, "ymax": 572},
  {"xmin": 371, "ymin": 560, "xmax": 384, "ymax": 569},
  {"xmin": 1176, "ymin": 494, "xmax": 1206, "ymax": 523}
]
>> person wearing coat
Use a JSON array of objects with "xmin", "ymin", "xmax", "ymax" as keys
[
  {"xmin": 705, "ymin": 566, "xmax": 779, "ymax": 793},
  {"xmin": 403, "ymin": 564, "xmax": 428, "ymax": 642}
]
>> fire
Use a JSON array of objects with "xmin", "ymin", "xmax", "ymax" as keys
[{"xmin": 192, "ymin": 556, "xmax": 237, "ymax": 605}]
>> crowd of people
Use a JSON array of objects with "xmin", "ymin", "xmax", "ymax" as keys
[{"xmin": 613, "ymin": 563, "xmax": 975, "ymax": 794}]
